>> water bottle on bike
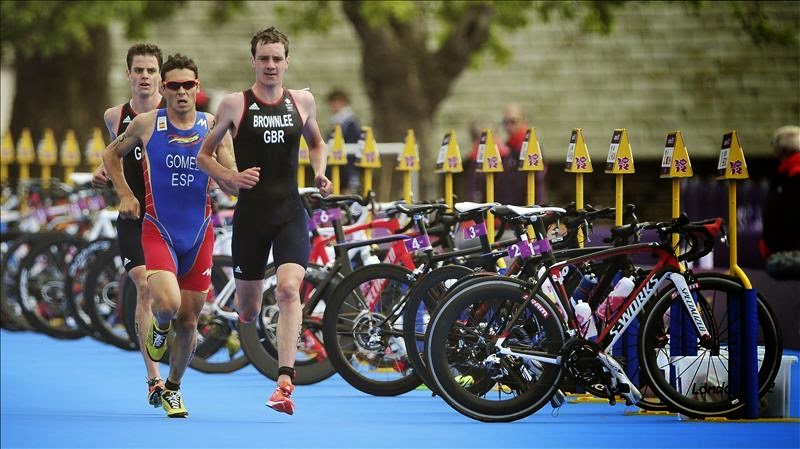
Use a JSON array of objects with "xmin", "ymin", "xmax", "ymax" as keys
[
  {"xmin": 597, "ymin": 275, "xmax": 635, "ymax": 322},
  {"xmin": 571, "ymin": 274, "xmax": 598, "ymax": 340}
]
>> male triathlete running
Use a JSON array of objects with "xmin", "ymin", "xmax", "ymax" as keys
[
  {"xmin": 197, "ymin": 26, "xmax": 332, "ymax": 415},
  {"xmin": 102, "ymin": 53, "xmax": 234, "ymax": 418}
]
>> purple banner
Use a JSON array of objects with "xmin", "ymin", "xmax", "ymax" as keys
[
  {"xmin": 462, "ymin": 222, "xmax": 487, "ymax": 240},
  {"xmin": 404, "ymin": 234, "xmax": 432, "ymax": 253}
]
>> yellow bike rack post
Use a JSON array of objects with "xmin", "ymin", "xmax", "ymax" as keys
[
  {"xmin": 1, "ymin": 131, "xmax": 14, "ymax": 183},
  {"xmin": 518, "ymin": 127, "xmax": 545, "ymax": 206},
  {"xmin": 37, "ymin": 129, "xmax": 58, "ymax": 184},
  {"xmin": 355, "ymin": 126, "xmax": 382, "ymax": 198},
  {"xmin": 564, "ymin": 128, "xmax": 593, "ymax": 247},
  {"xmin": 356, "ymin": 126, "xmax": 383, "ymax": 238},
  {"xmin": 85, "ymin": 128, "xmax": 105, "ymax": 170},
  {"xmin": 327, "ymin": 125, "xmax": 348, "ymax": 195},
  {"xmin": 605, "ymin": 129, "xmax": 635, "ymax": 226},
  {"xmin": 61, "ymin": 130, "xmax": 81, "ymax": 186},
  {"xmin": 298, "ymin": 135, "xmax": 310, "ymax": 188},
  {"xmin": 16, "ymin": 129, "xmax": 35, "ymax": 182},
  {"xmin": 395, "ymin": 129, "xmax": 420, "ymax": 204},
  {"xmin": 716, "ymin": 130, "xmax": 751, "ymax": 287},
  {"xmin": 476, "ymin": 129, "xmax": 504, "ymax": 244},
  {"xmin": 435, "ymin": 130, "xmax": 463, "ymax": 211},
  {"xmin": 715, "ymin": 129, "xmax": 758, "ymax": 419},
  {"xmin": 660, "ymin": 131, "xmax": 693, "ymax": 250}
]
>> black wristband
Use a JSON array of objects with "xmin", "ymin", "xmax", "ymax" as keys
[{"xmin": 278, "ymin": 366, "xmax": 296, "ymax": 380}]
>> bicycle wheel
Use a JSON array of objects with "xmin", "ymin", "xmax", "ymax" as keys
[
  {"xmin": 323, "ymin": 263, "xmax": 420, "ymax": 396},
  {"xmin": 83, "ymin": 247, "xmax": 136, "ymax": 350},
  {"xmin": 64, "ymin": 238, "xmax": 117, "ymax": 342},
  {"xmin": 638, "ymin": 273, "xmax": 782, "ymax": 418},
  {"xmin": 190, "ymin": 255, "xmax": 250, "ymax": 374},
  {"xmin": 16, "ymin": 233, "xmax": 87, "ymax": 339},
  {"xmin": 401, "ymin": 264, "xmax": 474, "ymax": 391},
  {"xmin": 0, "ymin": 230, "xmax": 26, "ymax": 331},
  {"xmin": 425, "ymin": 277, "xmax": 566, "ymax": 422},
  {"xmin": 239, "ymin": 264, "xmax": 338, "ymax": 385},
  {"xmin": 0, "ymin": 233, "xmax": 40, "ymax": 331}
]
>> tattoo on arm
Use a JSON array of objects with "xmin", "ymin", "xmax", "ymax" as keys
[
  {"xmin": 109, "ymin": 132, "xmax": 126, "ymax": 151},
  {"xmin": 109, "ymin": 132, "xmax": 135, "ymax": 158}
]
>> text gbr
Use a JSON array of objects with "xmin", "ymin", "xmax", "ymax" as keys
[{"xmin": 253, "ymin": 114, "xmax": 294, "ymax": 144}]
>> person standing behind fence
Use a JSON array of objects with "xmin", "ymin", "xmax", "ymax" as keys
[
  {"xmin": 327, "ymin": 87, "xmax": 362, "ymax": 194},
  {"xmin": 196, "ymin": 26, "xmax": 332, "ymax": 416},
  {"xmin": 464, "ymin": 116, "xmax": 510, "ymax": 203},
  {"xmin": 760, "ymin": 125, "xmax": 800, "ymax": 280},
  {"xmin": 501, "ymin": 103, "xmax": 546, "ymax": 206}
]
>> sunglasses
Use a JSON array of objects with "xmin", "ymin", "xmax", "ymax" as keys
[{"xmin": 164, "ymin": 80, "xmax": 199, "ymax": 91}]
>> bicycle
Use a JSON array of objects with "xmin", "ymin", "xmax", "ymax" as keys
[
  {"xmin": 320, "ymin": 201, "xmax": 524, "ymax": 396},
  {"xmin": 403, "ymin": 203, "xmax": 620, "ymax": 395},
  {"xmin": 424, "ymin": 211, "xmax": 781, "ymax": 421}
]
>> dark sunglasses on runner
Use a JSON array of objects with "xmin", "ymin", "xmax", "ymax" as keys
[{"xmin": 164, "ymin": 80, "xmax": 199, "ymax": 91}]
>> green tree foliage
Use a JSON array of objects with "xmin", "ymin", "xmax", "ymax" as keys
[
  {"xmin": 0, "ymin": 0, "xmax": 241, "ymax": 176},
  {"xmin": 0, "ymin": 1, "xmax": 181, "ymax": 61}
]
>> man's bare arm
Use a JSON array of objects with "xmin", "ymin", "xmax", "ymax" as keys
[
  {"xmin": 102, "ymin": 113, "xmax": 149, "ymax": 218},
  {"xmin": 216, "ymin": 129, "xmax": 236, "ymax": 171},
  {"xmin": 198, "ymin": 95, "xmax": 260, "ymax": 193}
]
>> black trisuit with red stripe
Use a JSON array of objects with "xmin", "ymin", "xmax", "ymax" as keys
[
  {"xmin": 115, "ymin": 99, "xmax": 166, "ymax": 272},
  {"xmin": 230, "ymin": 89, "xmax": 310, "ymax": 280}
]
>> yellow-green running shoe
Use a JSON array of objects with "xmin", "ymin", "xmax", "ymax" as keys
[
  {"xmin": 161, "ymin": 389, "xmax": 188, "ymax": 418},
  {"xmin": 146, "ymin": 320, "xmax": 171, "ymax": 362}
]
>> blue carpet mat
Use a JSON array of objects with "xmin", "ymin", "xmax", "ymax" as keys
[{"xmin": 1, "ymin": 330, "xmax": 798, "ymax": 449}]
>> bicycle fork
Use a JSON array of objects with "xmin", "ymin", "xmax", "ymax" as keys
[{"xmin": 597, "ymin": 271, "xmax": 710, "ymax": 406}]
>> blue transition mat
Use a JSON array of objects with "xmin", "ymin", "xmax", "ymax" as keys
[{"xmin": 1, "ymin": 330, "xmax": 798, "ymax": 449}]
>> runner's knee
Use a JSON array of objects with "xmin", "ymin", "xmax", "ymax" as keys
[{"xmin": 275, "ymin": 281, "xmax": 300, "ymax": 304}]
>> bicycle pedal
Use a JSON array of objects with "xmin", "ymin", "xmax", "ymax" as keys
[{"xmin": 550, "ymin": 389, "xmax": 566, "ymax": 408}]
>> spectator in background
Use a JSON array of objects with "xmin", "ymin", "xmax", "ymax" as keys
[
  {"xmin": 464, "ymin": 116, "xmax": 509, "ymax": 202},
  {"xmin": 196, "ymin": 89, "xmax": 210, "ymax": 112},
  {"xmin": 501, "ymin": 103, "xmax": 546, "ymax": 205},
  {"xmin": 327, "ymin": 87, "xmax": 362, "ymax": 194},
  {"xmin": 760, "ymin": 125, "xmax": 800, "ymax": 280}
]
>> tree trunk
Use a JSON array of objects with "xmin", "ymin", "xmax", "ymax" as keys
[
  {"xmin": 9, "ymin": 26, "xmax": 110, "ymax": 177},
  {"xmin": 342, "ymin": 1, "xmax": 493, "ymax": 201}
]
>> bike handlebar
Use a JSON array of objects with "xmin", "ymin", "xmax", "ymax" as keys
[{"xmin": 606, "ymin": 213, "xmax": 725, "ymax": 261}]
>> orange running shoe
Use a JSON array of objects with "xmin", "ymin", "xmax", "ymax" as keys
[{"xmin": 266, "ymin": 381, "xmax": 295, "ymax": 415}]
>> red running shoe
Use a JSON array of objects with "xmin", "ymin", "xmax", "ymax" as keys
[
  {"xmin": 266, "ymin": 381, "xmax": 295, "ymax": 415},
  {"xmin": 301, "ymin": 329, "xmax": 327, "ymax": 360}
]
